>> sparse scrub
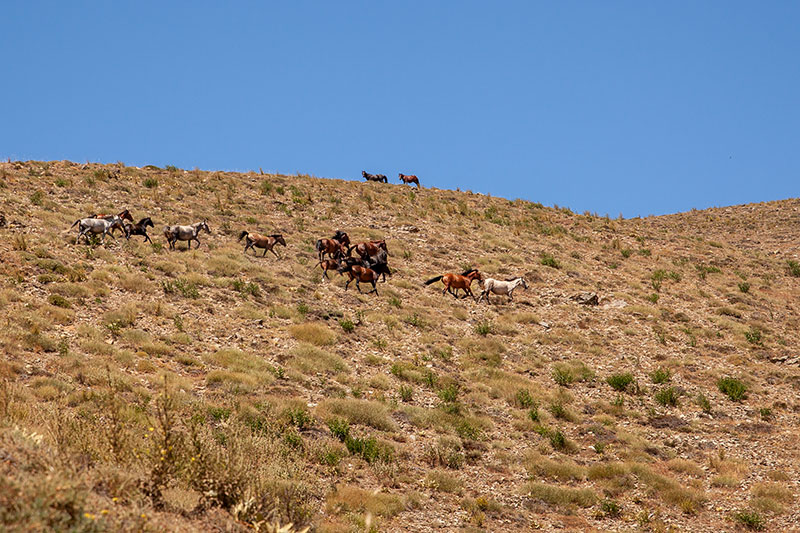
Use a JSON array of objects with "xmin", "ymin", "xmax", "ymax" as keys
[
  {"xmin": 607, "ymin": 372, "xmax": 634, "ymax": 392},
  {"xmin": 655, "ymin": 386, "xmax": 680, "ymax": 407},
  {"xmin": 718, "ymin": 377, "xmax": 747, "ymax": 402}
]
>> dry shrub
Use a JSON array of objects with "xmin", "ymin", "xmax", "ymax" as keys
[
  {"xmin": 288, "ymin": 343, "xmax": 349, "ymax": 375},
  {"xmin": 523, "ymin": 482, "xmax": 597, "ymax": 508},
  {"xmin": 325, "ymin": 484, "xmax": 405, "ymax": 518},
  {"xmin": 318, "ymin": 399, "xmax": 395, "ymax": 431},
  {"xmin": 289, "ymin": 322, "xmax": 337, "ymax": 346}
]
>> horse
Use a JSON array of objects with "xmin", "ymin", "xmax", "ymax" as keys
[
  {"xmin": 331, "ymin": 230, "xmax": 350, "ymax": 248},
  {"xmin": 424, "ymin": 269, "xmax": 482, "ymax": 299},
  {"xmin": 89, "ymin": 209, "xmax": 133, "ymax": 236},
  {"xmin": 477, "ymin": 277, "xmax": 528, "ymax": 304},
  {"xmin": 338, "ymin": 260, "xmax": 380, "ymax": 294},
  {"xmin": 238, "ymin": 231, "xmax": 286, "ymax": 258},
  {"xmin": 316, "ymin": 238, "xmax": 346, "ymax": 261},
  {"xmin": 124, "ymin": 217, "xmax": 155, "ymax": 243},
  {"xmin": 398, "ymin": 173, "xmax": 420, "ymax": 188},
  {"xmin": 164, "ymin": 220, "xmax": 210, "ymax": 250},
  {"xmin": 348, "ymin": 240, "xmax": 388, "ymax": 260},
  {"xmin": 316, "ymin": 258, "xmax": 342, "ymax": 280},
  {"xmin": 365, "ymin": 249, "xmax": 390, "ymax": 282},
  {"xmin": 70, "ymin": 217, "xmax": 126, "ymax": 244},
  {"xmin": 362, "ymin": 171, "xmax": 387, "ymax": 183}
]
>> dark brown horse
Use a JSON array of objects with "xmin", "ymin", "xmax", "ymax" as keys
[
  {"xmin": 398, "ymin": 173, "xmax": 420, "ymax": 188},
  {"xmin": 338, "ymin": 259, "xmax": 380, "ymax": 294},
  {"xmin": 348, "ymin": 239, "xmax": 388, "ymax": 260},
  {"xmin": 331, "ymin": 230, "xmax": 350, "ymax": 248},
  {"xmin": 424, "ymin": 269, "xmax": 482, "ymax": 299},
  {"xmin": 316, "ymin": 238, "xmax": 346, "ymax": 261},
  {"xmin": 124, "ymin": 217, "xmax": 154, "ymax": 243},
  {"xmin": 362, "ymin": 171, "xmax": 387, "ymax": 183}
]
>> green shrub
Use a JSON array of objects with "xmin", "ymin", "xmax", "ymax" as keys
[
  {"xmin": 733, "ymin": 510, "xmax": 765, "ymax": 530},
  {"xmin": 143, "ymin": 178, "xmax": 159, "ymax": 188},
  {"xmin": 47, "ymin": 294, "xmax": 71, "ymax": 308},
  {"xmin": 650, "ymin": 368, "xmax": 671, "ymax": 384},
  {"xmin": 552, "ymin": 367, "xmax": 574, "ymax": 387},
  {"xmin": 327, "ymin": 418, "xmax": 350, "ymax": 441},
  {"xmin": 474, "ymin": 321, "xmax": 491, "ymax": 336},
  {"xmin": 339, "ymin": 319, "xmax": 355, "ymax": 333},
  {"xmin": 654, "ymin": 387, "xmax": 679, "ymax": 407},
  {"xmin": 540, "ymin": 253, "xmax": 561, "ymax": 269},
  {"xmin": 718, "ymin": 377, "xmax": 747, "ymax": 402},
  {"xmin": 549, "ymin": 430, "xmax": 567, "ymax": 451},
  {"xmin": 399, "ymin": 385, "xmax": 413, "ymax": 402},
  {"xmin": 788, "ymin": 260, "xmax": 800, "ymax": 277},
  {"xmin": 744, "ymin": 327, "xmax": 762, "ymax": 345},
  {"xmin": 606, "ymin": 373, "xmax": 634, "ymax": 392},
  {"xmin": 738, "ymin": 281, "xmax": 750, "ymax": 294},
  {"xmin": 515, "ymin": 389, "xmax": 535, "ymax": 409},
  {"xmin": 601, "ymin": 499, "xmax": 622, "ymax": 517},
  {"xmin": 696, "ymin": 393, "xmax": 712, "ymax": 413},
  {"xmin": 438, "ymin": 384, "xmax": 459, "ymax": 403}
]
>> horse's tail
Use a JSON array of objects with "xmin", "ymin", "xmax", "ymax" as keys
[
  {"xmin": 70, "ymin": 219, "xmax": 81, "ymax": 229},
  {"xmin": 424, "ymin": 275, "xmax": 443, "ymax": 286},
  {"xmin": 238, "ymin": 230, "xmax": 249, "ymax": 242}
]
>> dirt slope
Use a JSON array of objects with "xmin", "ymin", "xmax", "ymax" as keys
[{"xmin": 1, "ymin": 160, "xmax": 799, "ymax": 532}]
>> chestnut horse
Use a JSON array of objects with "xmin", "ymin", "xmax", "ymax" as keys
[
  {"xmin": 338, "ymin": 259, "xmax": 380, "ymax": 294},
  {"xmin": 239, "ymin": 231, "xmax": 287, "ymax": 258},
  {"xmin": 348, "ymin": 239, "xmax": 388, "ymax": 260},
  {"xmin": 316, "ymin": 258, "xmax": 341, "ymax": 280},
  {"xmin": 398, "ymin": 173, "xmax": 420, "ymax": 188},
  {"xmin": 362, "ymin": 171, "xmax": 387, "ymax": 183},
  {"xmin": 424, "ymin": 269, "xmax": 482, "ymax": 299},
  {"xmin": 316, "ymin": 238, "xmax": 346, "ymax": 261}
]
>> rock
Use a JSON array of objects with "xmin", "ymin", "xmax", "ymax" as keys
[{"xmin": 571, "ymin": 292, "xmax": 599, "ymax": 306}]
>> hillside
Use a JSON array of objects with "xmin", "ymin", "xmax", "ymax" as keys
[{"xmin": 1, "ymin": 160, "xmax": 799, "ymax": 532}]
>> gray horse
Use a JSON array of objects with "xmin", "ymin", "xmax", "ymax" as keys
[
  {"xmin": 70, "ymin": 216, "xmax": 125, "ymax": 244},
  {"xmin": 164, "ymin": 220, "xmax": 210, "ymax": 250}
]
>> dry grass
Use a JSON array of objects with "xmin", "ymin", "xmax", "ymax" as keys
[{"xmin": 1, "ymin": 161, "xmax": 799, "ymax": 531}]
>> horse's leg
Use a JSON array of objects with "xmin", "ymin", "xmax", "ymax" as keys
[
  {"xmin": 144, "ymin": 232, "xmax": 152, "ymax": 243},
  {"xmin": 371, "ymin": 281, "xmax": 378, "ymax": 295},
  {"xmin": 356, "ymin": 280, "xmax": 362, "ymax": 293},
  {"xmin": 270, "ymin": 247, "xmax": 280, "ymax": 259}
]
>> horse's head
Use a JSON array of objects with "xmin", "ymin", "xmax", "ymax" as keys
[
  {"xmin": 118, "ymin": 209, "xmax": 134, "ymax": 222},
  {"xmin": 274, "ymin": 234, "xmax": 287, "ymax": 247},
  {"xmin": 520, "ymin": 278, "xmax": 528, "ymax": 289},
  {"xmin": 361, "ymin": 171, "xmax": 367, "ymax": 178},
  {"xmin": 144, "ymin": 217, "xmax": 154, "ymax": 228},
  {"xmin": 200, "ymin": 220, "xmax": 210, "ymax": 233}
]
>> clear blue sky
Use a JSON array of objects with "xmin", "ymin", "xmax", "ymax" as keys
[{"xmin": 3, "ymin": 2, "xmax": 798, "ymax": 217}]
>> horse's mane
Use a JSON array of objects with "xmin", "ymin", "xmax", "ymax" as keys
[
  {"xmin": 136, "ymin": 217, "xmax": 151, "ymax": 225},
  {"xmin": 461, "ymin": 268, "xmax": 478, "ymax": 276},
  {"xmin": 505, "ymin": 276, "xmax": 522, "ymax": 282}
]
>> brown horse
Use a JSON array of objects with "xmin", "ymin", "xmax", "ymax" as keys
[
  {"xmin": 348, "ymin": 239, "xmax": 388, "ymax": 260},
  {"xmin": 316, "ymin": 258, "xmax": 341, "ymax": 280},
  {"xmin": 239, "ymin": 231, "xmax": 286, "ymax": 257},
  {"xmin": 338, "ymin": 260, "xmax": 380, "ymax": 294},
  {"xmin": 316, "ymin": 238, "xmax": 346, "ymax": 261},
  {"xmin": 398, "ymin": 173, "xmax": 420, "ymax": 188},
  {"xmin": 90, "ymin": 209, "xmax": 133, "ymax": 236},
  {"xmin": 424, "ymin": 269, "xmax": 482, "ymax": 299}
]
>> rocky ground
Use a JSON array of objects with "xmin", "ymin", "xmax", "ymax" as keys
[{"xmin": 0, "ymin": 160, "xmax": 799, "ymax": 532}]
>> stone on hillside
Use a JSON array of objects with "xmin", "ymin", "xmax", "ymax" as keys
[{"xmin": 571, "ymin": 292, "xmax": 599, "ymax": 306}]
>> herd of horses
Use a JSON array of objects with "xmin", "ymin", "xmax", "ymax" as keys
[{"xmin": 68, "ymin": 207, "xmax": 528, "ymax": 304}]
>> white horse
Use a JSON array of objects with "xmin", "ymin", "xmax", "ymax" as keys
[
  {"xmin": 477, "ymin": 277, "xmax": 528, "ymax": 304},
  {"xmin": 70, "ymin": 216, "xmax": 125, "ymax": 244},
  {"xmin": 164, "ymin": 220, "xmax": 210, "ymax": 250}
]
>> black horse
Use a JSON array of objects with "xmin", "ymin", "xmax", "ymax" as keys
[
  {"xmin": 125, "ymin": 217, "xmax": 155, "ymax": 243},
  {"xmin": 362, "ymin": 170, "xmax": 387, "ymax": 183}
]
